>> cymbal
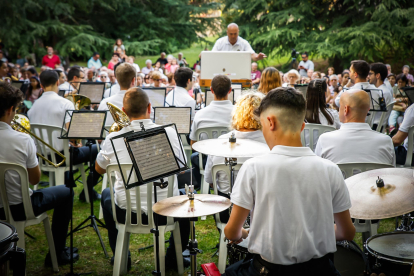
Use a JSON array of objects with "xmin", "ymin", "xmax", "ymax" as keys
[
  {"xmin": 153, "ymin": 194, "xmax": 231, "ymax": 218},
  {"xmin": 345, "ymin": 168, "xmax": 414, "ymax": 220},
  {"xmin": 192, "ymin": 138, "xmax": 269, "ymax": 158}
]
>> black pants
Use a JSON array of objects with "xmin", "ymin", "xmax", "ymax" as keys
[
  {"xmin": 191, "ymin": 152, "xmax": 207, "ymax": 190},
  {"xmin": 0, "ymin": 185, "xmax": 73, "ymax": 254},
  {"xmin": 395, "ymin": 145, "xmax": 413, "ymax": 166},
  {"xmin": 216, "ymin": 191, "xmax": 230, "ymax": 224},
  {"xmin": 101, "ymin": 188, "xmax": 190, "ymax": 259}
]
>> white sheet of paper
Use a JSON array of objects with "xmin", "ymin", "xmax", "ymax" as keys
[
  {"xmin": 68, "ymin": 112, "xmax": 106, "ymax": 138},
  {"xmin": 143, "ymin": 88, "xmax": 166, "ymax": 108},
  {"xmin": 78, "ymin": 83, "xmax": 105, "ymax": 103},
  {"xmin": 154, "ymin": 107, "xmax": 191, "ymax": 134}
]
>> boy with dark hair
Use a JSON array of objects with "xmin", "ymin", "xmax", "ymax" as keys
[{"xmin": 166, "ymin": 67, "xmax": 196, "ymax": 119}]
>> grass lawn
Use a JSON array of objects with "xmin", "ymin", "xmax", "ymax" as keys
[{"xmin": 22, "ymin": 167, "xmax": 397, "ymax": 275}]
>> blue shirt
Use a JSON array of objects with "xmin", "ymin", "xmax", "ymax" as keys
[{"xmin": 87, "ymin": 57, "xmax": 102, "ymax": 69}]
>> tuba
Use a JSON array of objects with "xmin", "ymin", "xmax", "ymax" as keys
[
  {"xmin": 12, "ymin": 114, "xmax": 66, "ymax": 168},
  {"xmin": 107, "ymin": 102, "xmax": 130, "ymax": 133}
]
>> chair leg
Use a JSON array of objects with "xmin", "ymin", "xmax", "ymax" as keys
[
  {"xmin": 201, "ymin": 174, "xmax": 207, "ymax": 221},
  {"xmin": 113, "ymin": 225, "xmax": 127, "ymax": 276},
  {"xmin": 79, "ymin": 166, "xmax": 90, "ymax": 203},
  {"xmin": 155, "ymin": 227, "xmax": 166, "ymax": 276},
  {"xmin": 43, "ymin": 218, "xmax": 59, "ymax": 272},
  {"xmin": 49, "ymin": 171, "xmax": 55, "ymax": 186},
  {"xmin": 99, "ymin": 173, "xmax": 108, "ymax": 219},
  {"xmin": 172, "ymin": 222, "xmax": 184, "ymax": 274},
  {"xmin": 55, "ymin": 169, "xmax": 65, "ymax": 186},
  {"xmin": 121, "ymin": 232, "xmax": 130, "ymax": 275},
  {"xmin": 15, "ymin": 222, "xmax": 26, "ymax": 250},
  {"xmin": 218, "ymin": 226, "xmax": 228, "ymax": 274}
]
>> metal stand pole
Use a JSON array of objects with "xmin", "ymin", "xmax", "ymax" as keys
[{"xmin": 189, "ymin": 218, "xmax": 198, "ymax": 276}]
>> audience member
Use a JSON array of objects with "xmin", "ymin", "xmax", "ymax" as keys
[
  {"xmin": 389, "ymin": 73, "xmax": 409, "ymax": 132},
  {"xmin": 167, "ymin": 58, "xmax": 179, "ymax": 74},
  {"xmin": 402, "ymin": 65, "xmax": 413, "ymax": 85},
  {"xmin": 284, "ymin": 69, "xmax": 300, "ymax": 87},
  {"xmin": 177, "ymin": 52, "xmax": 188, "ymax": 67},
  {"xmin": 155, "ymin": 52, "xmax": 168, "ymax": 66},
  {"xmin": 142, "ymin": 59, "xmax": 154, "ymax": 75},
  {"xmin": 86, "ymin": 68, "xmax": 96, "ymax": 82},
  {"xmin": 328, "ymin": 74, "xmax": 339, "ymax": 96},
  {"xmin": 257, "ymin": 67, "xmax": 281, "ymax": 94},
  {"xmin": 154, "ymin": 61, "xmax": 163, "ymax": 73},
  {"xmin": 251, "ymin": 62, "xmax": 261, "ymax": 89},
  {"xmin": 150, "ymin": 71, "xmax": 165, "ymax": 88},
  {"xmin": 113, "ymin": 38, "xmax": 126, "ymax": 55},
  {"xmin": 307, "ymin": 68, "xmax": 314, "ymax": 79},
  {"xmin": 87, "ymin": 52, "xmax": 102, "ymax": 69},
  {"xmin": 126, "ymin": 56, "xmax": 140, "ymax": 72},
  {"xmin": 327, "ymin": 67, "xmax": 334, "ymax": 76},
  {"xmin": 16, "ymin": 54, "xmax": 27, "ymax": 68},
  {"xmin": 103, "ymin": 67, "xmax": 121, "ymax": 98},
  {"xmin": 26, "ymin": 76, "xmax": 43, "ymax": 103},
  {"xmin": 311, "ymin": 71, "xmax": 321, "ymax": 80},
  {"xmin": 0, "ymin": 60, "xmax": 9, "ymax": 81},
  {"xmin": 166, "ymin": 73, "xmax": 175, "ymax": 87},
  {"xmin": 0, "ymin": 50, "xmax": 7, "ymax": 63},
  {"xmin": 108, "ymin": 53, "xmax": 120, "ymax": 70},
  {"xmin": 42, "ymin": 47, "xmax": 61, "ymax": 69},
  {"xmin": 298, "ymin": 52, "xmax": 314, "ymax": 77}
]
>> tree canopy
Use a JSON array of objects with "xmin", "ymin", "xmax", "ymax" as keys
[
  {"xmin": 0, "ymin": 0, "xmax": 219, "ymax": 61},
  {"xmin": 222, "ymin": 0, "xmax": 414, "ymax": 70}
]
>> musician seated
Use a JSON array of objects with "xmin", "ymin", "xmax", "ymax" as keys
[
  {"xmin": 58, "ymin": 66, "xmax": 85, "ymax": 96},
  {"xmin": 0, "ymin": 82, "xmax": 78, "ymax": 265},
  {"xmin": 392, "ymin": 102, "xmax": 414, "ymax": 166},
  {"xmin": 27, "ymin": 70, "xmax": 102, "ymax": 201},
  {"xmin": 189, "ymin": 75, "xmax": 234, "ymax": 189},
  {"xmin": 96, "ymin": 88, "xmax": 190, "ymax": 269},
  {"xmin": 315, "ymin": 90, "xmax": 395, "ymax": 166},
  {"xmin": 224, "ymin": 87, "xmax": 355, "ymax": 276},
  {"xmin": 204, "ymin": 92, "xmax": 265, "ymax": 223}
]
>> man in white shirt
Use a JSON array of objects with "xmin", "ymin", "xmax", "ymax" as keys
[
  {"xmin": 315, "ymin": 89, "xmax": 395, "ymax": 166},
  {"xmin": 189, "ymin": 75, "xmax": 234, "ymax": 188},
  {"xmin": 96, "ymin": 88, "xmax": 190, "ymax": 269},
  {"xmin": 58, "ymin": 66, "xmax": 86, "ymax": 96},
  {"xmin": 103, "ymin": 70, "xmax": 120, "ymax": 98},
  {"xmin": 28, "ymin": 70, "xmax": 102, "ymax": 201},
  {"xmin": 298, "ymin": 52, "xmax": 314, "ymax": 77},
  {"xmin": 165, "ymin": 67, "xmax": 196, "ymax": 119},
  {"xmin": 224, "ymin": 87, "xmax": 355, "ymax": 276},
  {"xmin": 392, "ymin": 103, "xmax": 414, "ymax": 166},
  {"xmin": 0, "ymin": 82, "xmax": 77, "ymax": 265},
  {"xmin": 212, "ymin": 23, "xmax": 266, "ymax": 62},
  {"xmin": 98, "ymin": 63, "xmax": 136, "ymax": 126}
]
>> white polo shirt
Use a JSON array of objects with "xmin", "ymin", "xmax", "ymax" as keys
[
  {"xmin": 165, "ymin": 86, "xmax": 196, "ymax": 120},
  {"xmin": 398, "ymin": 104, "xmax": 414, "ymax": 152},
  {"xmin": 98, "ymin": 90, "xmax": 127, "ymax": 126},
  {"xmin": 231, "ymin": 146, "xmax": 351, "ymax": 265},
  {"xmin": 27, "ymin": 91, "xmax": 74, "ymax": 152},
  {"xmin": 103, "ymin": 83, "xmax": 120, "ymax": 99},
  {"xmin": 212, "ymin": 36, "xmax": 255, "ymax": 53},
  {"xmin": 96, "ymin": 119, "xmax": 185, "ymax": 213},
  {"xmin": 204, "ymin": 130, "xmax": 266, "ymax": 194},
  {"xmin": 189, "ymin": 100, "xmax": 233, "ymax": 141},
  {"xmin": 315, "ymin": 122, "xmax": 396, "ymax": 166},
  {"xmin": 58, "ymin": 82, "xmax": 76, "ymax": 96},
  {"xmin": 0, "ymin": 122, "xmax": 38, "ymax": 207}
]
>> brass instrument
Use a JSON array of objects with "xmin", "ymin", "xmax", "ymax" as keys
[
  {"xmin": 12, "ymin": 114, "xmax": 66, "ymax": 168},
  {"xmin": 107, "ymin": 102, "xmax": 130, "ymax": 133},
  {"xmin": 72, "ymin": 94, "xmax": 91, "ymax": 145}
]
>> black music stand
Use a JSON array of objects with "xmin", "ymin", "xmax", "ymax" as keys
[
  {"xmin": 110, "ymin": 123, "xmax": 188, "ymax": 276},
  {"xmin": 205, "ymin": 88, "xmax": 234, "ymax": 106},
  {"xmin": 294, "ymin": 84, "xmax": 308, "ymax": 99},
  {"xmin": 59, "ymin": 110, "xmax": 109, "ymax": 276},
  {"xmin": 403, "ymin": 87, "xmax": 414, "ymax": 106}
]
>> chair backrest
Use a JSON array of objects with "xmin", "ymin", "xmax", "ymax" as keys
[
  {"xmin": 0, "ymin": 163, "xmax": 36, "ymax": 223},
  {"xmin": 375, "ymin": 101, "xmax": 395, "ymax": 132},
  {"xmin": 337, "ymin": 162, "xmax": 394, "ymax": 179},
  {"xmin": 194, "ymin": 127, "xmax": 230, "ymax": 141},
  {"xmin": 30, "ymin": 123, "xmax": 69, "ymax": 169},
  {"xmin": 404, "ymin": 125, "xmax": 414, "ymax": 167},
  {"xmin": 300, "ymin": 123, "xmax": 336, "ymax": 151},
  {"xmin": 366, "ymin": 111, "xmax": 377, "ymax": 128},
  {"xmin": 106, "ymin": 164, "xmax": 175, "ymax": 230}
]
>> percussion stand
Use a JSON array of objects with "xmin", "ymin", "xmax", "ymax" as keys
[
  {"xmin": 396, "ymin": 213, "xmax": 414, "ymax": 231},
  {"xmin": 187, "ymin": 186, "xmax": 202, "ymax": 276}
]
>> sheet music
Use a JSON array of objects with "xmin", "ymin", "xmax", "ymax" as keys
[
  {"xmin": 154, "ymin": 107, "xmax": 191, "ymax": 134},
  {"xmin": 232, "ymin": 84, "xmax": 243, "ymax": 102},
  {"xmin": 144, "ymin": 88, "xmax": 166, "ymax": 107},
  {"xmin": 68, "ymin": 112, "xmax": 106, "ymax": 138},
  {"xmin": 294, "ymin": 85, "xmax": 308, "ymax": 99},
  {"xmin": 78, "ymin": 83, "xmax": 105, "ymax": 103},
  {"xmin": 129, "ymin": 133, "xmax": 179, "ymax": 181},
  {"xmin": 11, "ymin": 82, "xmax": 23, "ymax": 90}
]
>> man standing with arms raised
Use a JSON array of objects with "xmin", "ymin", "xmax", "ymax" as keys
[{"xmin": 212, "ymin": 23, "xmax": 267, "ymax": 62}]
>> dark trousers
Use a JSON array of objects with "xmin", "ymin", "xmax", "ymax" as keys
[
  {"xmin": 0, "ymin": 185, "xmax": 73, "ymax": 254},
  {"xmin": 224, "ymin": 254, "xmax": 340, "ymax": 276},
  {"xmin": 101, "ymin": 188, "xmax": 190, "ymax": 259},
  {"xmin": 395, "ymin": 145, "xmax": 413, "ymax": 166},
  {"xmin": 216, "ymin": 191, "xmax": 230, "ymax": 224},
  {"xmin": 191, "ymin": 152, "xmax": 207, "ymax": 190}
]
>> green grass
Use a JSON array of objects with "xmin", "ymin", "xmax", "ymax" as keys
[{"xmin": 23, "ymin": 167, "xmax": 397, "ymax": 275}]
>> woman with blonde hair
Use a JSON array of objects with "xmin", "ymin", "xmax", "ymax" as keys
[
  {"xmin": 257, "ymin": 67, "xmax": 282, "ymax": 94},
  {"xmin": 204, "ymin": 92, "xmax": 266, "ymax": 223}
]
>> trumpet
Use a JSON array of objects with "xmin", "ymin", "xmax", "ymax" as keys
[
  {"xmin": 107, "ymin": 102, "xmax": 130, "ymax": 133},
  {"xmin": 12, "ymin": 114, "xmax": 66, "ymax": 168}
]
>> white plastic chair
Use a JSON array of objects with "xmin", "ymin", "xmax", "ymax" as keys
[
  {"xmin": 374, "ymin": 101, "xmax": 395, "ymax": 133},
  {"xmin": 0, "ymin": 163, "xmax": 59, "ymax": 272},
  {"xmin": 337, "ymin": 162, "xmax": 394, "ymax": 242},
  {"xmin": 107, "ymin": 164, "xmax": 184, "ymax": 276},
  {"xmin": 211, "ymin": 163, "xmax": 242, "ymax": 274},
  {"xmin": 397, "ymin": 125, "xmax": 414, "ymax": 168},
  {"xmin": 300, "ymin": 123, "xmax": 336, "ymax": 151},
  {"xmin": 30, "ymin": 124, "xmax": 89, "ymax": 202}
]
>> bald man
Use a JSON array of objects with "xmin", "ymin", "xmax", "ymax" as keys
[
  {"xmin": 212, "ymin": 23, "xmax": 267, "ymax": 61},
  {"xmin": 315, "ymin": 90, "xmax": 395, "ymax": 166}
]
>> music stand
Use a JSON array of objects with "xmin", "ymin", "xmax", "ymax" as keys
[
  {"xmin": 78, "ymin": 83, "xmax": 106, "ymax": 104},
  {"xmin": 294, "ymin": 84, "xmax": 308, "ymax": 99},
  {"xmin": 143, "ymin": 87, "xmax": 167, "ymax": 108},
  {"xmin": 58, "ymin": 90, "xmax": 66, "ymax": 97},
  {"xmin": 232, "ymin": 83, "xmax": 243, "ymax": 103},
  {"xmin": 205, "ymin": 88, "xmax": 234, "ymax": 106},
  {"xmin": 11, "ymin": 81, "xmax": 24, "ymax": 91},
  {"xmin": 153, "ymin": 107, "xmax": 192, "ymax": 134},
  {"xmin": 364, "ymin": 89, "xmax": 387, "ymax": 112},
  {"xmin": 59, "ymin": 110, "xmax": 109, "ymax": 276},
  {"xmin": 403, "ymin": 87, "xmax": 414, "ymax": 106},
  {"xmin": 109, "ymin": 123, "xmax": 188, "ymax": 275}
]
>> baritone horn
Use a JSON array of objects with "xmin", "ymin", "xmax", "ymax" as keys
[
  {"xmin": 12, "ymin": 114, "xmax": 66, "ymax": 168},
  {"xmin": 107, "ymin": 102, "xmax": 130, "ymax": 133}
]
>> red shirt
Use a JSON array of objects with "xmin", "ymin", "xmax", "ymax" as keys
[{"xmin": 42, "ymin": 55, "xmax": 61, "ymax": 69}]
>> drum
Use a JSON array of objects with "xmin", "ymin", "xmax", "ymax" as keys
[
  {"xmin": 227, "ymin": 237, "xmax": 249, "ymax": 265},
  {"xmin": 0, "ymin": 221, "xmax": 25, "ymax": 276},
  {"xmin": 365, "ymin": 231, "xmax": 414, "ymax": 276},
  {"xmin": 334, "ymin": 240, "xmax": 367, "ymax": 276}
]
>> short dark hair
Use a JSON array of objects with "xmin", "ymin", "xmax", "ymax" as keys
[
  {"xmin": 370, "ymin": 63, "xmax": 388, "ymax": 82},
  {"xmin": 93, "ymin": 52, "xmax": 99, "ymax": 56},
  {"xmin": 351, "ymin": 60, "xmax": 370, "ymax": 79},
  {"xmin": 67, "ymin": 67, "xmax": 82, "ymax": 81},
  {"xmin": 39, "ymin": 70, "xmax": 59, "ymax": 87},
  {"xmin": 174, "ymin": 67, "xmax": 193, "ymax": 88},
  {"xmin": 302, "ymin": 52, "xmax": 308, "ymax": 57},
  {"xmin": 396, "ymin": 73, "xmax": 408, "ymax": 85},
  {"xmin": 54, "ymin": 69, "xmax": 64, "ymax": 77},
  {"xmin": 27, "ymin": 67, "xmax": 38, "ymax": 76},
  {"xmin": 0, "ymin": 82, "xmax": 24, "ymax": 118},
  {"xmin": 211, "ymin": 75, "xmax": 231, "ymax": 99},
  {"xmin": 123, "ymin": 87, "xmax": 150, "ymax": 117},
  {"xmin": 254, "ymin": 87, "xmax": 306, "ymax": 131}
]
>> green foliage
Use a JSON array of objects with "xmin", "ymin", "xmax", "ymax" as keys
[
  {"xmin": 222, "ymin": 0, "xmax": 414, "ymax": 70},
  {"xmin": 0, "ymin": 0, "xmax": 220, "ymax": 61}
]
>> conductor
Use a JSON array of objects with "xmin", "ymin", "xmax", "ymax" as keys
[{"xmin": 212, "ymin": 23, "xmax": 267, "ymax": 62}]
